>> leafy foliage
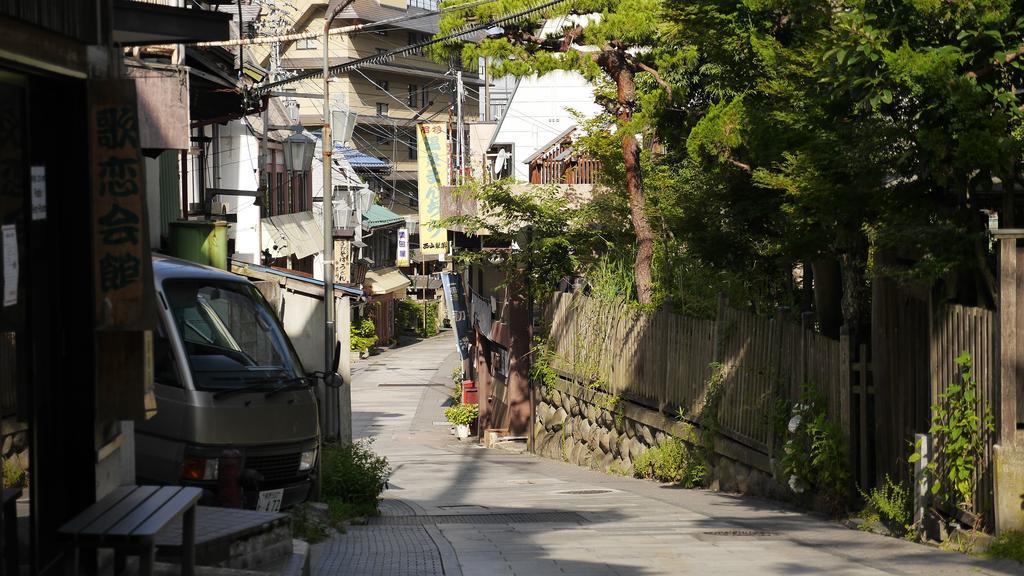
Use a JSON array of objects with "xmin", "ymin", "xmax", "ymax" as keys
[
  {"xmin": 778, "ymin": 385, "xmax": 850, "ymax": 513},
  {"xmin": 321, "ymin": 439, "xmax": 391, "ymax": 515},
  {"xmin": 859, "ymin": 475, "xmax": 914, "ymax": 538},
  {"xmin": 2, "ymin": 457, "xmax": 24, "ymax": 489},
  {"xmin": 350, "ymin": 317, "xmax": 378, "ymax": 353},
  {"xmin": 633, "ymin": 437, "xmax": 707, "ymax": 488},
  {"xmin": 528, "ymin": 336, "xmax": 560, "ymax": 392},
  {"xmin": 445, "ymin": 403, "xmax": 479, "ymax": 426},
  {"xmin": 988, "ymin": 529, "xmax": 1024, "ymax": 564},
  {"xmin": 396, "ymin": 299, "xmax": 439, "ymax": 338},
  {"xmin": 911, "ymin": 352, "xmax": 994, "ymax": 512}
]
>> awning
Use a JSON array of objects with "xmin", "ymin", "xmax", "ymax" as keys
[
  {"xmin": 364, "ymin": 267, "xmax": 411, "ymax": 296},
  {"xmin": 336, "ymin": 145, "xmax": 390, "ymax": 170},
  {"xmin": 362, "ymin": 204, "xmax": 405, "ymax": 229},
  {"xmin": 261, "ymin": 211, "xmax": 323, "ymax": 259}
]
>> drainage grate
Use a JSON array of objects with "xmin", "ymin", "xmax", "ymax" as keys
[
  {"xmin": 367, "ymin": 512, "xmax": 588, "ymax": 526},
  {"xmin": 556, "ymin": 489, "xmax": 613, "ymax": 495},
  {"xmin": 702, "ymin": 530, "xmax": 778, "ymax": 537}
]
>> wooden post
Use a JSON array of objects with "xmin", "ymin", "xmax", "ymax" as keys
[
  {"xmin": 839, "ymin": 330, "xmax": 852, "ymax": 470},
  {"xmin": 998, "ymin": 236, "xmax": 1018, "ymax": 445}
]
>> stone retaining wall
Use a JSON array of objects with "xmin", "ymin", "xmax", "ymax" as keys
[{"xmin": 533, "ymin": 379, "xmax": 790, "ymax": 501}]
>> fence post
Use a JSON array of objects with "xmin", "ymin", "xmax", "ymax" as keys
[
  {"xmin": 712, "ymin": 293, "xmax": 727, "ymax": 365},
  {"xmin": 913, "ymin": 433, "xmax": 931, "ymax": 538},
  {"xmin": 839, "ymin": 330, "xmax": 852, "ymax": 478}
]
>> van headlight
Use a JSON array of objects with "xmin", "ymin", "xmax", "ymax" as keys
[
  {"xmin": 183, "ymin": 456, "xmax": 219, "ymax": 481},
  {"xmin": 299, "ymin": 448, "xmax": 317, "ymax": 471}
]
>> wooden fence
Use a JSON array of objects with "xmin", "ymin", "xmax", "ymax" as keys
[
  {"xmin": 929, "ymin": 304, "xmax": 997, "ymax": 523},
  {"xmin": 545, "ymin": 292, "xmax": 849, "ymax": 456}
]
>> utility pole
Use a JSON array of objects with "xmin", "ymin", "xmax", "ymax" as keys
[
  {"xmin": 456, "ymin": 70, "xmax": 465, "ymax": 185},
  {"xmin": 483, "ymin": 58, "xmax": 490, "ymax": 122},
  {"xmin": 322, "ymin": 3, "xmax": 342, "ymax": 442}
]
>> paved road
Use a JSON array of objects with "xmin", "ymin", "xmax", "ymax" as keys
[{"xmin": 312, "ymin": 334, "xmax": 1020, "ymax": 576}]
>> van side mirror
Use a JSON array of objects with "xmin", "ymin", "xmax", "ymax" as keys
[{"xmin": 332, "ymin": 340, "xmax": 341, "ymax": 374}]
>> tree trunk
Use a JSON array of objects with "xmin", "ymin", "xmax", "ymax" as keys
[{"xmin": 611, "ymin": 59, "xmax": 655, "ymax": 305}]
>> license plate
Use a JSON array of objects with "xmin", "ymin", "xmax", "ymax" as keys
[{"xmin": 256, "ymin": 489, "xmax": 284, "ymax": 512}]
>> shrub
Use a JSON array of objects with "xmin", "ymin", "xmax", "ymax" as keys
[
  {"xmin": 450, "ymin": 367, "xmax": 463, "ymax": 405},
  {"xmin": 778, "ymin": 385, "xmax": 850, "ymax": 513},
  {"xmin": 350, "ymin": 317, "xmax": 378, "ymax": 352},
  {"xmin": 444, "ymin": 403, "xmax": 478, "ymax": 426},
  {"xmin": 3, "ymin": 456, "xmax": 24, "ymax": 488},
  {"xmin": 396, "ymin": 298, "xmax": 439, "ymax": 337},
  {"xmin": 988, "ymin": 529, "xmax": 1024, "ymax": 564},
  {"xmin": 912, "ymin": 352, "xmax": 993, "ymax": 513},
  {"xmin": 633, "ymin": 437, "xmax": 706, "ymax": 488},
  {"xmin": 320, "ymin": 439, "xmax": 391, "ymax": 513},
  {"xmin": 859, "ymin": 475, "xmax": 913, "ymax": 537}
]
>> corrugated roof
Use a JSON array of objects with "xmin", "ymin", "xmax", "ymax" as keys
[
  {"xmin": 362, "ymin": 204, "xmax": 405, "ymax": 229},
  {"xmin": 261, "ymin": 211, "xmax": 323, "ymax": 259},
  {"xmin": 336, "ymin": 145, "xmax": 390, "ymax": 170},
  {"xmin": 336, "ymin": 0, "xmax": 440, "ymax": 34}
]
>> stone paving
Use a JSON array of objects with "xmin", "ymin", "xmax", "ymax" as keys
[{"xmin": 311, "ymin": 334, "xmax": 1023, "ymax": 576}]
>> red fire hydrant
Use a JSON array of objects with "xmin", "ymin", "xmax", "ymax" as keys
[{"xmin": 217, "ymin": 448, "xmax": 242, "ymax": 508}]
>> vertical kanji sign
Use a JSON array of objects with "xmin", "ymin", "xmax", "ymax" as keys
[
  {"xmin": 417, "ymin": 123, "xmax": 449, "ymax": 256},
  {"xmin": 88, "ymin": 80, "xmax": 155, "ymax": 330}
]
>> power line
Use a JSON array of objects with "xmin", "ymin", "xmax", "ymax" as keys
[
  {"xmin": 256, "ymin": 0, "xmax": 571, "ymax": 93},
  {"xmin": 188, "ymin": 0, "xmax": 499, "ymax": 48}
]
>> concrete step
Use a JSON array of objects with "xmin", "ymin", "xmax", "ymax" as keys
[{"xmin": 155, "ymin": 506, "xmax": 292, "ymax": 571}]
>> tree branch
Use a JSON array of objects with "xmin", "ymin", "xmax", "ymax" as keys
[
  {"xmin": 726, "ymin": 157, "xmax": 753, "ymax": 172},
  {"xmin": 966, "ymin": 44, "xmax": 1024, "ymax": 79},
  {"xmin": 632, "ymin": 59, "xmax": 672, "ymax": 101}
]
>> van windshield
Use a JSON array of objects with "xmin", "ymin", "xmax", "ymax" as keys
[{"xmin": 162, "ymin": 279, "xmax": 303, "ymax": 391}]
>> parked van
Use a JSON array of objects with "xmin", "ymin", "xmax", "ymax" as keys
[{"xmin": 135, "ymin": 256, "xmax": 319, "ymax": 511}]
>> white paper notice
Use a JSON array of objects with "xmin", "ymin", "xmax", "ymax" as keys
[
  {"xmin": 2, "ymin": 224, "xmax": 17, "ymax": 307},
  {"xmin": 30, "ymin": 166, "xmax": 46, "ymax": 221}
]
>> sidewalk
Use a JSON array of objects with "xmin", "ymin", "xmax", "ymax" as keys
[{"xmin": 312, "ymin": 334, "xmax": 1021, "ymax": 576}]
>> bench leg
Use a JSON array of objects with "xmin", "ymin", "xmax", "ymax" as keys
[
  {"xmin": 114, "ymin": 549, "xmax": 126, "ymax": 576},
  {"xmin": 182, "ymin": 506, "xmax": 196, "ymax": 576},
  {"xmin": 63, "ymin": 544, "xmax": 79, "ymax": 576},
  {"xmin": 2, "ymin": 498, "xmax": 15, "ymax": 576},
  {"xmin": 139, "ymin": 545, "xmax": 155, "ymax": 576}
]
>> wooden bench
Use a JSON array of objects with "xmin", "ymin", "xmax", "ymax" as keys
[
  {"xmin": 1, "ymin": 486, "xmax": 21, "ymax": 576},
  {"xmin": 58, "ymin": 485, "xmax": 201, "ymax": 576}
]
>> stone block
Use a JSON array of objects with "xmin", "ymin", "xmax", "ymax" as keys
[
  {"xmin": 545, "ymin": 408, "xmax": 568, "ymax": 432},
  {"xmin": 2, "ymin": 434, "xmax": 12, "ymax": 457},
  {"xmin": 994, "ymin": 444, "xmax": 1024, "ymax": 533},
  {"xmin": 641, "ymin": 425, "xmax": 655, "ymax": 446},
  {"xmin": 587, "ymin": 425, "xmax": 603, "ymax": 448},
  {"xmin": 629, "ymin": 438, "xmax": 645, "ymax": 462},
  {"xmin": 606, "ymin": 430, "xmax": 620, "ymax": 456},
  {"xmin": 654, "ymin": 431, "xmax": 667, "ymax": 447},
  {"xmin": 600, "ymin": 452, "xmax": 616, "ymax": 473},
  {"xmin": 550, "ymin": 389, "xmax": 562, "ymax": 408}
]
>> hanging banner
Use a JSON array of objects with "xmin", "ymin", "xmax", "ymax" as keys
[
  {"xmin": 417, "ymin": 123, "xmax": 449, "ymax": 256},
  {"xmin": 88, "ymin": 79, "xmax": 156, "ymax": 331},
  {"xmin": 396, "ymin": 227, "xmax": 409, "ymax": 267},
  {"xmin": 440, "ymin": 272, "xmax": 470, "ymax": 360}
]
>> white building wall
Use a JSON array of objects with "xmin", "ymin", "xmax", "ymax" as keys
[{"xmin": 490, "ymin": 70, "xmax": 602, "ymax": 182}]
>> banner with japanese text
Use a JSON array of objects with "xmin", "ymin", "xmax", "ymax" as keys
[
  {"xmin": 396, "ymin": 227, "xmax": 409, "ymax": 267},
  {"xmin": 88, "ymin": 79, "xmax": 156, "ymax": 331},
  {"xmin": 417, "ymin": 123, "xmax": 449, "ymax": 256}
]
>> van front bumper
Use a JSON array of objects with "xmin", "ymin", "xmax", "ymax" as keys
[{"xmin": 194, "ymin": 477, "xmax": 312, "ymax": 511}]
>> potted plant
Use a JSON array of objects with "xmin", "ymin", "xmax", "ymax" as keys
[{"xmin": 444, "ymin": 403, "xmax": 478, "ymax": 440}]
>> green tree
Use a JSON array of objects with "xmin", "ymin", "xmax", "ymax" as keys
[{"xmin": 434, "ymin": 0, "xmax": 672, "ymax": 304}]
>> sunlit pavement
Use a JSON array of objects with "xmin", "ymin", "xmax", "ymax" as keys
[{"xmin": 311, "ymin": 334, "xmax": 1019, "ymax": 576}]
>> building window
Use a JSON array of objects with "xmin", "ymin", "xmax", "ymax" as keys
[
  {"xmin": 374, "ymin": 28, "xmax": 387, "ymax": 36},
  {"xmin": 376, "ymin": 129, "xmax": 392, "ymax": 145},
  {"xmin": 407, "ymin": 84, "xmax": 418, "ymax": 107},
  {"xmin": 421, "ymin": 86, "xmax": 429, "ymax": 107},
  {"xmin": 407, "ymin": 131, "xmax": 417, "ymax": 160},
  {"xmin": 297, "ymin": 36, "xmax": 318, "ymax": 50},
  {"xmin": 407, "ymin": 32, "xmax": 426, "ymax": 55},
  {"xmin": 375, "ymin": 79, "xmax": 389, "ymax": 91},
  {"xmin": 376, "ymin": 48, "xmax": 387, "ymax": 56},
  {"xmin": 276, "ymin": 172, "xmax": 285, "ymax": 215},
  {"xmin": 377, "ymin": 103, "xmax": 389, "ymax": 117}
]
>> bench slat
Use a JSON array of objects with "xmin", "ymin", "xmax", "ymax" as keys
[
  {"xmin": 129, "ymin": 487, "xmax": 201, "ymax": 539},
  {"xmin": 105, "ymin": 487, "xmax": 186, "ymax": 538},
  {"xmin": 58, "ymin": 486, "xmax": 136, "ymax": 536},
  {"xmin": 78, "ymin": 486, "xmax": 163, "ymax": 537}
]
